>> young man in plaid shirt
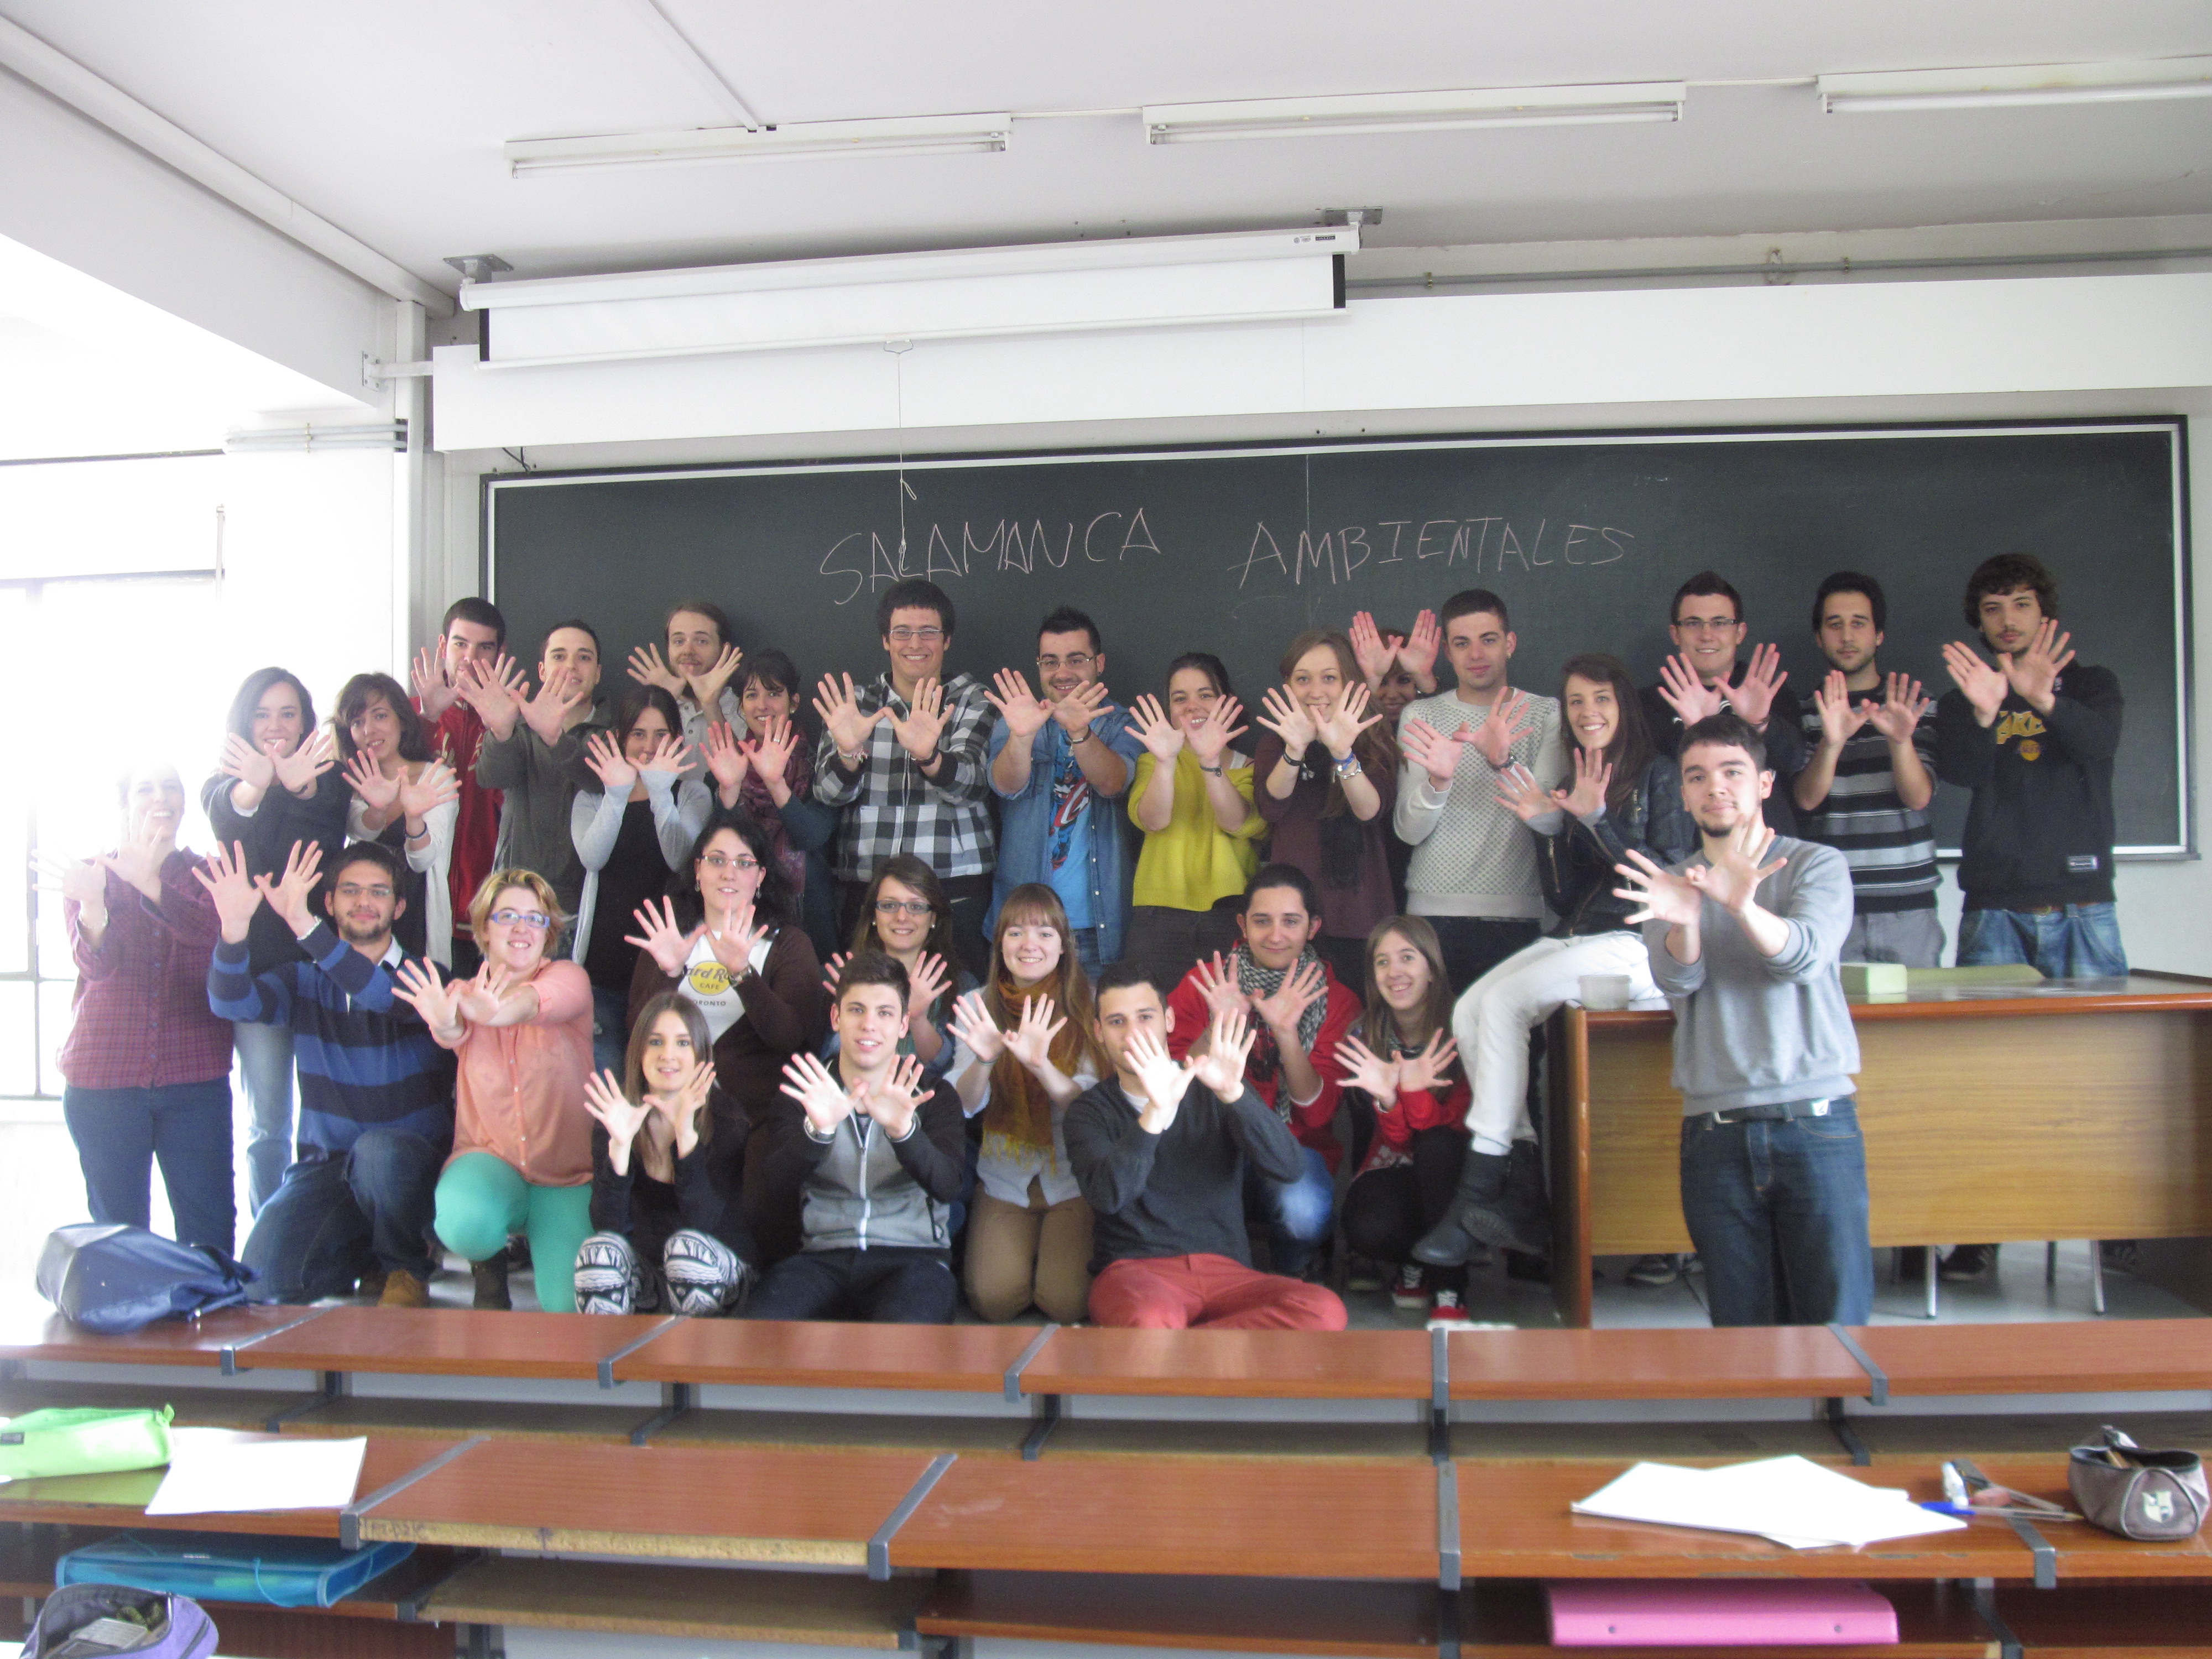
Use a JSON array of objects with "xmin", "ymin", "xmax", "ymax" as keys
[{"xmin": 812, "ymin": 579, "xmax": 997, "ymax": 977}]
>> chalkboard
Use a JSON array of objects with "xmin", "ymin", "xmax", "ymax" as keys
[{"xmin": 486, "ymin": 420, "xmax": 2190, "ymax": 855}]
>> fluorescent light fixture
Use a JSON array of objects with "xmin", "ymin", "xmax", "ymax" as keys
[
  {"xmin": 458, "ymin": 227, "xmax": 1359, "ymax": 366},
  {"xmin": 1819, "ymin": 58, "xmax": 2212, "ymax": 114},
  {"xmin": 223, "ymin": 421, "xmax": 408, "ymax": 453},
  {"xmin": 1141, "ymin": 82, "xmax": 1685, "ymax": 144},
  {"xmin": 505, "ymin": 113, "xmax": 1012, "ymax": 176}
]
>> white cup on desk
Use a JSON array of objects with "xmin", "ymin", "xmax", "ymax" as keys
[{"xmin": 1579, "ymin": 974, "xmax": 1634, "ymax": 1011}]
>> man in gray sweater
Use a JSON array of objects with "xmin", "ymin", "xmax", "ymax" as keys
[{"xmin": 1614, "ymin": 712, "xmax": 1869, "ymax": 1327}]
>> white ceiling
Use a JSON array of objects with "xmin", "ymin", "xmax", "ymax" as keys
[{"xmin": 3, "ymin": 0, "xmax": 2211, "ymax": 297}]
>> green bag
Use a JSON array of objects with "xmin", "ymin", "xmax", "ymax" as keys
[{"xmin": 0, "ymin": 1406, "xmax": 173, "ymax": 1481}]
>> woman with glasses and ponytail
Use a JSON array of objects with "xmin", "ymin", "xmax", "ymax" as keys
[
  {"xmin": 821, "ymin": 853, "xmax": 973, "ymax": 1076},
  {"xmin": 392, "ymin": 868, "xmax": 595, "ymax": 1311}
]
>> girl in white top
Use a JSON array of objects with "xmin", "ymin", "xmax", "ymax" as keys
[
  {"xmin": 947, "ymin": 884, "xmax": 1104, "ymax": 1323},
  {"xmin": 335, "ymin": 672, "xmax": 460, "ymax": 966}
]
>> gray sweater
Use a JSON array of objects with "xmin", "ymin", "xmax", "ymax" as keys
[
  {"xmin": 476, "ymin": 716, "xmax": 609, "ymax": 916},
  {"xmin": 1642, "ymin": 836, "xmax": 1860, "ymax": 1114}
]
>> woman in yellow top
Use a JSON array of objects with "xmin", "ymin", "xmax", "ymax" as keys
[{"xmin": 1123, "ymin": 650, "xmax": 1269, "ymax": 992}]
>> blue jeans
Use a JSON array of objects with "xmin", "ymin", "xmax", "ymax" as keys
[
  {"xmin": 232, "ymin": 1019, "xmax": 295, "ymax": 1216},
  {"xmin": 590, "ymin": 985, "xmax": 630, "ymax": 1079},
  {"xmin": 1245, "ymin": 1144, "xmax": 1335, "ymax": 1277},
  {"xmin": 1958, "ymin": 903, "xmax": 2127, "ymax": 978},
  {"xmin": 1678, "ymin": 1098, "xmax": 1872, "ymax": 1327},
  {"xmin": 241, "ymin": 1131, "xmax": 447, "ymax": 1298},
  {"xmin": 62, "ymin": 1078, "xmax": 235, "ymax": 1256}
]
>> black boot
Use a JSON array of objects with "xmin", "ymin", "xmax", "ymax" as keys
[
  {"xmin": 1492, "ymin": 1141, "xmax": 1551, "ymax": 1258},
  {"xmin": 1411, "ymin": 1148, "xmax": 1513, "ymax": 1267}
]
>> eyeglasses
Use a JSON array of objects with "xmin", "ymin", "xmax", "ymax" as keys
[
  {"xmin": 701, "ymin": 854, "xmax": 761, "ymax": 873},
  {"xmin": 875, "ymin": 898, "xmax": 934, "ymax": 918},
  {"xmin": 489, "ymin": 909, "xmax": 552, "ymax": 930},
  {"xmin": 1673, "ymin": 614, "xmax": 1741, "ymax": 634},
  {"xmin": 886, "ymin": 627, "xmax": 945, "ymax": 645},
  {"xmin": 333, "ymin": 884, "xmax": 394, "ymax": 901},
  {"xmin": 1036, "ymin": 653, "xmax": 1095, "ymax": 672}
]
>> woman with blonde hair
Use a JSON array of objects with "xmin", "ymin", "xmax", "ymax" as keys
[
  {"xmin": 393, "ymin": 868, "xmax": 595, "ymax": 1311},
  {"xmin": 948, "ymin": 884, "xmax": 1103, "ymax": 1322}
]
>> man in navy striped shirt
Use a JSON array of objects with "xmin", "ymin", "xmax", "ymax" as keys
[
  {"xmin": 205, "ymin": 838, "xmax": 455, "ymax": 1306},
  {"xmin": 1791, "ymin": 572, "xmax": 1944, "ymax": 967}
]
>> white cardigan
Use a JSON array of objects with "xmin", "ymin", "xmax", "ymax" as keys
[
  {"xmin": 346, "ymin": 791, "xmax": 458, "ymax": 968},
  {"xmin": 568, "ymin": 771, "xmax": 710, "ymax": 966}
]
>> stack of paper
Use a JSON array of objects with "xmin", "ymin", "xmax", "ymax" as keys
[
  {"xmin": 144, "ymin": 1428, "xmax": 367, "ymax": 1515},
  {"xmin": 1572, "ymin": 1455, "xmax": 1968, "ymax": 1550}
]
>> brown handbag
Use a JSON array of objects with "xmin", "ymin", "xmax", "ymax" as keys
[{"xmin": 2068, "ymin": 1426, "xmax": 2209, "ymax": 1541}]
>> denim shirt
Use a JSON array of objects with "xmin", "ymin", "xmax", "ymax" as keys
[{"xmin": 985, "ymin": 704, "xmax": 1144, "ymax": 963}]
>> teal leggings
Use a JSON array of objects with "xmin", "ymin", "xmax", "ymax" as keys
[{"xmin": 433, "ymin": 1152, "xmax": 595, "ymax": 1314}]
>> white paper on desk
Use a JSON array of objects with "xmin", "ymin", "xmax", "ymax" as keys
[
  {"xmin": 143, "ymin": 1430, "xmax": 366, "ymax": 1515},
  {"xmin": 1573, "ymin": 1456, "xmax": 1968, "ymax": 1551}
]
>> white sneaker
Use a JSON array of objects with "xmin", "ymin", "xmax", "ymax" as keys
[{"xmin": 1390, "ymin": 1264, "xmax": 1428, "ymax": 1310}]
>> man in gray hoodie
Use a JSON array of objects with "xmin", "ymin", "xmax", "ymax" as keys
[{"xmin": 1615, "ymin": 712, "xmax": 1869, "ymax": 1327}]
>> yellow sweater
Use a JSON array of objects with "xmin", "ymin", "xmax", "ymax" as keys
[{"xmin": 1130, "ymin": 748, "xmax": 1267, "ymax": 912}]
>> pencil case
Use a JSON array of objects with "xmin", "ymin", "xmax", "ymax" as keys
[
  {"xmin": 0, "ymin": 1406, "xmax": 174, "ymax": 1481},
  {"xmin": 2069, "ymin": 1425, "xmax": 2208, "ymax": 1541}
]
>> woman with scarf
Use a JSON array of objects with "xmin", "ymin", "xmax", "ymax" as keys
[
  {"xmin": 1163, "ymin": 864, "xmax": 1359, "ymax": 1279},
  {"xmin": 1250, "ymin": 629, "xmax": 1396, "ymax": 992},
  {"xmin": 946, "ymin": 884, "xmax": 1103, "ymax": 1322}
]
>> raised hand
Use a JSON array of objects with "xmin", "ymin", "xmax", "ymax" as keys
[
  {"xmin": 1656, "ymin": 653, "xmax": 1726, "ymax": 727},
  {"xmin": 1400, "ymin": 610, "xmax": 1442, "ymax": 685},
  {"xmin": 1686, "ymin": 813, "xmax": 1787, "ymax": 914},
  {"xmin": 625, "ymin": 644, "xmax": 686, "ymax": 698},
  {"xmin": 669, "ymin": 1059, "xmax": 714, "ymax": 1158},
  {"xmin": 1335, "ymin": 1033, "xmax": 1399, "ymax": 1108},
  {"xmin": 890, "ymin": 676, "xmax": 947, "ymax": 764},
  {"xmin": 410, "ymin": 645, "xmax": 460, "ymax": 722},
  {"xmin": 1255, "ymin": 685, "xmax": 1318, "ymax": 760},
  {"xmin": 262, "ymin": 838, "xmax": 325, "ymax": 937},
  {"xmin": 780, "ymin": 1051, "xmax": 856, "ymax": 1137},
  {"xmin": 519, "ymin": 673, "xmax": 586, "ymax": 747},
  {"xmin": 1191, "ymin": 1005, "xmax": 1256, "ymax": 1100},
  {"xmin": 905, "ymin": 951, "xmax": 952, "ymax": 1027},
  {"xmin": 455, "ymin": 959, "xmax": 518, "ymax": 1026},
  {"xmin": 397, "ymin": 759, "xmax": 460, "ymax": 826},
  {"xmin": 1493, "ymin": 762, "xmax": 1558, "ymax": 825},
  {"xmin": 623, "ymin": 895, "xmax": 695, "ymax": 977},
  {"xmin": 1003, "ymin": 994, "xmax": 1066, "ymax": 1071},
  {"xmin": 581, "ymin": 730, "xmax": 638, "ymax": 794},
  {"xmin": 985, "ymin": 667, "xmax": 1052, "ymax": 740},
  {"xmin": 1313, "ymin": 681, "xmax": 1383, "ymax": 759},
  {"xmin": 33, "ymin": 850, "xmax": 107, "ymax": 912},
  {"xmin": 818, "ymin": 950, "xmax": 851, "ymax": 1000},
  {"xmin": 192, "ymin": 841, "xmax": 264, "ymax": 943},
  {"xmin": 220, "ymin": 732, "xmax": 276, "ymax": 794},
  {"xmin": 1942, "ymin": 641, "xmax": 2008, "ymax": 723},
  {"xmin": 1396, "ymin": 1030, "xmax": 1460, "ymax": 1097},
  {"xmin": 1123, "ymin": 1025, "xmax": 1196, "ymax": 1130},
  {"xmin": 1186, "ymin": 695, "xmax": 1246, "ymax": 767},
  {"xmin": 1720, "ymin": 643, "xmax": 1788, "ymax": 728},
  {"xmin": 341, "ymin": 751, "xmax": 401, "ymax": 815},
  {"xmin": 703, "ymin": 900, "xmax": 766, "ymax": 973},
  {"xmin": 1189, "ymin": 952, "xmax": 1249, "ymax": 1022},
  {"xmin": 742, "ymin": 717, "xmax": 801, "ymax": 807},
  {"xmin": 1127, "ymin": 694, "xmax": 1185, "ymax": 761},
  {"xmin": 2000, "ymin": 617, "xmax": 2074, "ymax": 711},
  {"xmin": 1400, "ymin": 718, "xmax": 1471, "ymax": 791},
  {"xmin": 862, "ymin": 1053, "xmax": 930, "ymax": 1140},
  {"xmin": 1554, "ymin": 744, "xmax": 1613, "ymax": 820},
  {"xmin": 1812, "ymin": 669, "xmax": 1872, "ymax": 752},
  {"xmin": 688, "ymin": 642, "xmax": 744, "ymax": 712},
  {"xmin": 701, "ymin": 721, "xmax": 750, "ymax": 803},
  {"xmin": 457, "ymin": 654, "xmax": 527, "ymax": 737},
  {"xmin": 390, "ymin": 957, "xmax": 462, "ymax": 1036},
  {"xmin": 272, "ymin": 730, "xmax": 336, "ymax": 796},
  {"xmin": 1469, "ymin": 689, "xmax": 1535, "ymax": 770},
  {"xmin": 1348, "ymin": 611, "xmax": 1396, "ymax": 687},
  {"xmin": 949, "ymin": 989, "xmax": 1006, "ymax": 1065},
  {"xmin": 1613, "ymin": 848, "xmax": 1705, "ymax": 930},
  {"xmin": 635, "ymin": 733, "xmax": 692, "ymax": 786},
  {"xmin": 1051, "ymin": 677, "xmax": 1114, "ymax": 740},
  {"xmin": 813, "ymin": 672, "xmax": 886, "ymax": 759},
  {"xmin": 1251, "ymin": 957, "xmax": 1326, "ymax": 1038},
  {"xmin": 97, "ymin": 815, "xmax": 173, "ymax": 899},
  {"xmin": 1866, "ymin": 672, "xmax": 1930, "ymax": 745},
  {"xmin": 582, "ymin": 1069, "xmax": 654, "ymax": 1172}
]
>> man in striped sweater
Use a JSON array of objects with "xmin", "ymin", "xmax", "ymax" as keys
[
  {"xmin": 1791, "ymin": 572, "xmax": 1944, "ymax": 967},
  {"xmin": 205, "ymin": 838, "xmax": 455, "ymax": 1306}
]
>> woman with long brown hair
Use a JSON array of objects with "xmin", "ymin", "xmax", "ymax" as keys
[
  {"xmin": 947, "ymin": 884, "xmax": 1104, "ymax": 1322},
  {"xmin": 823, "ymin": 852, "xmax": 969, "ymax": 1072},
  {"xmin": 1250, "ymin": 628, "xmax": 1395, "ymax": 989}
]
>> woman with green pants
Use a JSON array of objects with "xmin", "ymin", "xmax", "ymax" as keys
[{"xmin": 394, "ymin": 867, "xmax": 595, "ymax": 1311}]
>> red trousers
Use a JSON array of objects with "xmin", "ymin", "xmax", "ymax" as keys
[{"xmin": 1088, "ymin": 1253, "xmax": 1348, "ymax": 1331}]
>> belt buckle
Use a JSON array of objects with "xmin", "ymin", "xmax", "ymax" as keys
[{"xmin": 1807, "ymin": 1098, "xmax": 1830, "ymax": 1118}]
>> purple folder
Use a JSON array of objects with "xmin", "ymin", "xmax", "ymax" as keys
[{"xmin": 1545, "ymin": 1580, "xmax": 1898, "ymax": 1646}]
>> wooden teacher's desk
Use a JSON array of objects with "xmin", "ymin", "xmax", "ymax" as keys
[{"xmin": 1546, "ymin": 973, "xmax": 2212, "ymax": 1327}]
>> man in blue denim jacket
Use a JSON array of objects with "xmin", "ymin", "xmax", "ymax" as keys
[{"xmin": 984, "ymin": 607, "xmax": 1145, "ymax": 973}]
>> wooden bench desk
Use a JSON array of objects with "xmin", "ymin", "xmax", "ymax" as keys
[
  {"xmin": 1548, "ymin": 975, "xmax": 2212, "ymax": 1327},
  {"xmin": 0, "ymin": 1305, "xmax": 328, "ymax": 1375},
  {"xmin": 230, "ymin": 1304, "xmax": 679, "ymax": 1383},
  {"xmin": 1846, "ymin": 1319, "xmax": 2212, "ymax": 1396},
  {"xmin": 1018, "ymin": 1326, "xmax": 1433, "ymax": 1401},
  {"xmin": 1448, "ymin": 1327, "xmax": 1869, "ymax": 1401},
  {"xmin": 604, "ymin": 1316, "xmax": 1040, "ymax": 1393}
]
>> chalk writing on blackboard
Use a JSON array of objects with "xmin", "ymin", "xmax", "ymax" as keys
[
  {"xmin": 1229, "ymin": 520, "xmax": 1635, "ymax": 587},
  {"xmin": 817, "ymin": 509, "xmax": 1166, "ymax": 603}
]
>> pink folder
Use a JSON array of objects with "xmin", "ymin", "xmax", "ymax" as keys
[{"xmin": 1545, "ymin": 1580, "xmax": 1898, "ymax": 1646}]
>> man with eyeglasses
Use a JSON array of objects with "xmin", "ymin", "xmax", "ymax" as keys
[
  {"xmin": 812, "ymin": 578, "xmax": 998, "ymax": 977},
  {"xmin": 984, "ymin": 606, "xmax": 1142, "ymax": 974},
  {"xmin": 206, "ymin": 840, "xmax": 455, "ymax": 1308},
  {"xmin": 1640, "ymin": 571, "xmax": 1807, "ymax": 834}
]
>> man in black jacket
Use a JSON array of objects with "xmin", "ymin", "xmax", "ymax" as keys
[
  {"xmin": 1641, "ymin": 570, "xmax": 1807, "ymax": 834},
  {"xmin": 1064, "ymin": 962, "xmax": 1348, "ymax": 1329}
]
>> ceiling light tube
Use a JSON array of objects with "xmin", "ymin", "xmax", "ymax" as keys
[
  {"xmin": 505, "ymin": 113, "xmax": 1012, "ymax": 176},
  {"xmin": 1141, "ymin": 82, "xmax": 1686, "ymax": 144},
  {"xmin": 1819, "ymin": 58, "xmax": 2212, "ymax": 114}
]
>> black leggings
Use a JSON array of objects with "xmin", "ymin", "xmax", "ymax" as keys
[
  {"xmin": 741, "ymin": 1245, "xmax": 958, "ymax": 1323},
  {"xmin": 1341, "ymin": 1126, "xmax": 1470, "ymax": 1293}
]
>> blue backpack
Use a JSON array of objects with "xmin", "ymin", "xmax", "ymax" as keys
[{"xmin": 36, "ymin": 1223, "xmax": 255, "ymax": 1335}]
